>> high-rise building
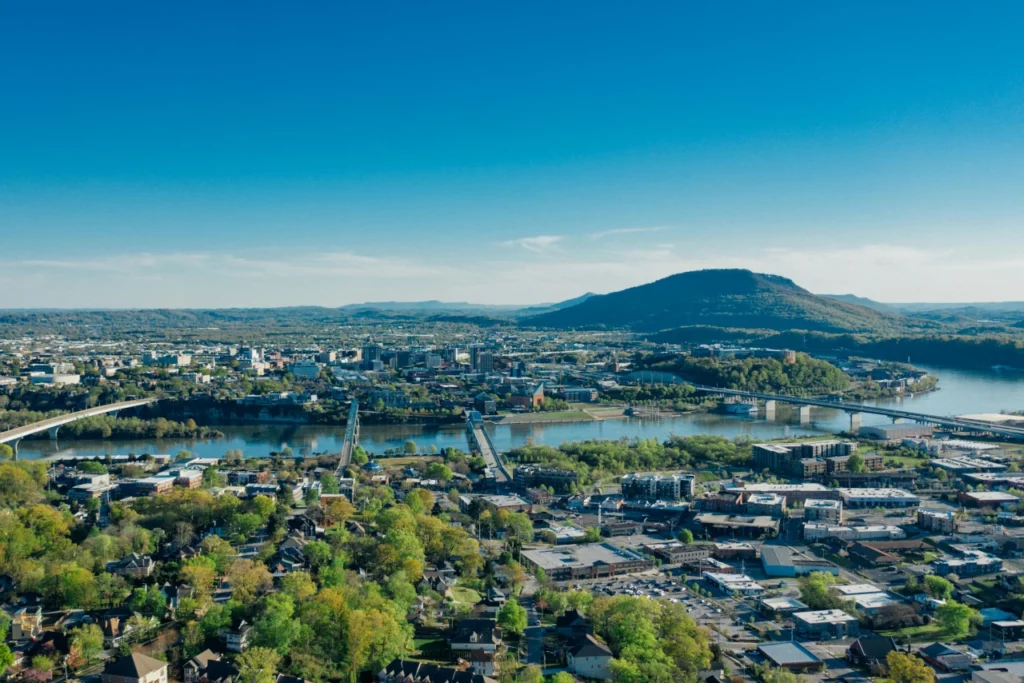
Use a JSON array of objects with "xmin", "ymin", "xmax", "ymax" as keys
[
  {"xmin": 476, "ymin": 351, "xmax": 494, "ymax": 373},
  {"xmin": 362, "ymin": 343, "xmax": 383, "ymax": 369}
]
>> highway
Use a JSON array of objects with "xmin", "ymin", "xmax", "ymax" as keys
[
  {"xmin": 0, "ymin": 398, "xmax": 157, "ymax": 457},
  {"xmin": 692, "ymin": 384, "xmax": 1024, "ymax": 439}
]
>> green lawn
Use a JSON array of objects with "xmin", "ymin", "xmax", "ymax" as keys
[
  {"xmin": 879, "ymin": 622, "xmax": 962, "ymax": 643},
  {"xmin": 450, "ymin": 586, "xmax": 482, "ymax": 604}
]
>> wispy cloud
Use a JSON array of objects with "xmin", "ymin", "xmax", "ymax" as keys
[
  {"xmin": 590, "ymin": 226, "xmax": 667, "ymax": 239},
  {"xmin": 499, "ymin": 235, "xmax": 564, "ymax": 253}
]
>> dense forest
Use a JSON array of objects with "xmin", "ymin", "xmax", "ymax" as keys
[
  {"xmin": 635, "ymin": 352, "xmax": 851, "ymax": 395},
  {"xmin": 651, "ymin": 327, "xmax": 1024, "ymax": 371},
  {"xmin": 509, "ymin": 435, "xmax": 752, "ymax": 485}
]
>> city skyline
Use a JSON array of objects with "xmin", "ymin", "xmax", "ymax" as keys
[{"xmin": 4, "ymin": 2, "xmax": 1024, "ymax": 306}]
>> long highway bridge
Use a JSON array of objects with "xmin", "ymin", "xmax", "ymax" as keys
[
  {"xmin": 466, "ymin": 411, "xmax": 511, "ymax": 483},
  {"xmin": 335, "ymin": 399, "xmax": 360, "ymax": 475},
  {"xmin": 692, "ymin": 384, "xmax": 1024, "ymax": 440},
  {"xmin": 0, "ymin": 398, "xmax": 157, "ymax": 458}
]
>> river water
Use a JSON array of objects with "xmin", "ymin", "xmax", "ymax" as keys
[{"xmin": 18, "ymin": 365, "xmax": 1024, "ymax": 461}]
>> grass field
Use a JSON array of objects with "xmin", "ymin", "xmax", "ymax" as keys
[
  {"xmin": 878, "ymin": 622, "xmax": 961, "ymax": 643},
  {"xmin": 379, "ymin": 455, "xmax": 442, "ymax": 469},
  {"xmin": 450, "ymin": 586, "xmax": 482, "ymax": 604},
  {"xmin": 495, "ymin": 411, "xmax": 595, "ymax": 423}
]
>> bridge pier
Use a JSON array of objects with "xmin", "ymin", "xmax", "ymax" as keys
[
  {"xmin": 48, "ymin": 426, "xmax": 60, "ymax": 441},
  {"xmin": 891, "ymin": 417, "xmax": 904, "ymax": 424},
  {"xmin": 10, "ymin": 437, "xmax": 21, "ymax": 461},
  {"xmin": 849, "ymin": 412, "xmax": 862, "ymax": 432},
  {"xmin": 798, "ymin": 405, "xmax": 811, "ymax": 424},
  {"xmin": 763, "ymin": 400, "xmax": 776, "ymax": 422}
]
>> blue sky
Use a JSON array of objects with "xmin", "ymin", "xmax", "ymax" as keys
[{"xmin": 3, "ymin": 2, "xmax": 1024, "ymax": 307}]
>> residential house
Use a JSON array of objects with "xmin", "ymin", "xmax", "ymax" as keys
[
  {"xmin": 225, "ymin": 621, "xmax": 252, "ymax": 652},
  {"xmin": 555, "ymin": 609, "xmax": 592, "ymax": 638},
  {"xmin": 106, "ymin": 553, "xmax": 155, "ymax": 579},
  {"xmin": 11, "ymin": 605, "xmax": 42, "ymax": 641},
  {"xmin": 919, "ymin": 643, "xmax": 973, "ymax": 672},
  {"xmin": 184, "ymin": 650, "xmax": 238, "ymax": 683},
  {"xmin": 567, "ymin": 634, "xmax": 614, "ymax": 680},
  {"xmin": 161, "ymin": 584, "xmax": 195, "ymax": 614},
  {"xmin": 102, "ymin": 653, "xmax": 168, "ymax": 683},
  {"xmin": 846, "ymin": 636, "xmax": 898, "ymax": 674},
  {"xmin": 449, "ymin": 619, "xmax": 502, "ymax": 656},
  {"xmin": 377, "ymin": 660, "xmax": 497, "ymax": 683}
]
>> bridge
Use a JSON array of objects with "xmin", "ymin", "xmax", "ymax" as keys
[
  {"xmin": 466, "ymin": 411, "xmax": 511, "ymax": 483},
  {"xmin": 0, "ymin": 398, "xmax": 157, "ymax": 458},
  {"xmin": 693, "ymin": 385, "xmax": 1024, "ymax": 440},
  {"xmin": 335, "ymin": 399, "xmax": 360, "ymax": 475}
]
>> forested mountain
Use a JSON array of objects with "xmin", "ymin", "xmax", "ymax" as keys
[{"xmin": 526, "ymin": 269, "xmax": 914, "ymax": 333}]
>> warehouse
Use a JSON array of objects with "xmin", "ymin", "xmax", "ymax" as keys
[
  {"xmin": 757, "ymin": 643, "xmax": 823, "ymax": 672},
  {"xmin": 702, "ymin": 572, "xmax": 765, "ymax": 596},
  {"xmin": 761, "ymin": 546, "xmax": 839, "ymax": 578},
  {"xmin": 694, "ymin": 513, "xmax": 779, "ymax": 538}
]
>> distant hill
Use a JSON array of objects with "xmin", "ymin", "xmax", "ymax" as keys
[
  {"xmin": 516, "ymin": 292, "xmax": 597, "ymax": 317},
  {"xmin": 337, "ymin": 300, "xmax": 520, "ymax": 314},
  {"xmin": 823, "ymin": 294, "xmax": 896, "ymax": 313},
  {"xmin": 526, "ymin": 269, "xmax": 909, "ymax": 333}
]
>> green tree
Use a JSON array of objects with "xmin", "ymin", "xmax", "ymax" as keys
[
  {"xmin": 31, "ymin": 655, "xmax": 55, "ymax": 674},
  {"xmin": 303, "ymin": 540, "xmax": 333, "ymax": 570},
  {"xmin": 0, "ymin": 444, "xmax": 12, "ymax": 460},
  {"xmin": 549, "ymin": 673, "xmax": 576, "ymax": 683},
  {"xmin": 320, "ymin": 474, "xmax": 340, "ymax": 495},
  {"xmin": 497, "ymin": 601, "xmax": 528, "ymax": 635},
  {"xmin": 887, "ymin": 651, "xmax": 935, "ymax": 683},
  {"xmin": 935, "ymin": 600, "xmax": 980, "ymax": 639},
  {"xmin": 923, "ymin": 575, "xmax": 954, "ymax": 600},
  {"xmin": 798, "ymin": 572, "xmax": 845, "ymax": 610},
  {"xmin": 678, "ymin": 529, "xmax": 694, "ymax": 544},
  {"xmin": 69, "ymin": 623, "xmax": 104, "ymax": 664},
  {"xmin": 404, "ymin": 440, "xmax": 418, "ymax": 454},
  {"xmin": 252, "ymin": 594, "xmax": 301, "ymax": 656},
  {"xmin": 0, "ymin": 643, "xmax": 13, "ymax": 674},
  {"xmin": 847, "ymin": 453, "xmax": 866, "ymax": 473},
  {"xmin": 426, "ymin": 462, "xmax": 453, "ymax": 482},
  {"xmin": 236, "ymin": 647, "xmax": 281, "ymax": 683}
]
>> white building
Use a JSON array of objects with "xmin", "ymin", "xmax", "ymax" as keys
[
  {"xmin": 289, "ymin": 360, "xmax": 322, "ymax": 379},
  {"xmin": 838, "ymin": 488, "xmax": 920, "ymax": 508},
  {"xmin": 803, "ymin": 523, "xmax": 905, "ymax": 542}
]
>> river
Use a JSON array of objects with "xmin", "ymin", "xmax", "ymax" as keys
[{"xmin": 17, "ymin": 364, "xmax": 1024, "ymax": 461}]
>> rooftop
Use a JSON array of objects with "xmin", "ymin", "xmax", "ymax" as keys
[
  {"xmin": 758, "ymin": 642, "xmax": 822, "ymax": 667},
  {"xmin": 835, "ymin": 583, "xmax": 883, "ymax": 596},
  {"xmin": 805, "ymin": 499, "xmax": 842, "ymax": 509},
  {"xmin": 794, "ymin": 609, "xmax": 858, "ymax": 625},
  {"xmin": 521, "ymin": 543, "xmax": 647, "ymax": 571}
]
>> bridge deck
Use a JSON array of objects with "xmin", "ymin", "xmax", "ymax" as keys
[
  {"xmin": 471, "ymin": 425, "xmax": 510, "ymax": 483},
  {"xmin": 695, "ymin": 385, "xmax": 1024, "ymax": 439},
  {"xmin": 0, "ymin": 398, "xmax": 156, "ymax": 446}
]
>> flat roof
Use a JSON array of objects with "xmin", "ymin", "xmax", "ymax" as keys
[
  {"xmin": 761, "ymin": 597, "xmax": 809, "ymax": 610},
  {"xmin": 725, "ymin": 482, "xmax": 829, "ymax": 492},
  {"xmin": 964, "ymin": 491, "xmax": 1018, "ymax": 501},
  {"xmin": 835, "ymin": 583, "xmax": 882, "ymax": 596},
  {"xmin": 853, "ymin": 593, "xmax": 898, "ymax": 610},
  {"xmin": 758, "ymin": 642, "xmax": 822, "ymax": 666},
  {"xmin": 805, "ymin": 499, "xmax": 842, "ymax": 509},
  {"xmin": 521, "ymin": 543, "xmax": 646, "ymax": 571},
  {"xmin": 794, "ymin": 609, "xmax": 858, "ymax": 624},
  {"xmin": 838, "ymin": 488, "xmax": 919, "ymax": 499},
  {"xmin": 695, "ymin": 513, "xmax": 779, "ymax": 529}
]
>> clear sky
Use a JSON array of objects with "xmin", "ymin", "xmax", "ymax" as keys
[{"xmin": 3, "ymin": 2, "xmax": 1024, "ymax": 307}]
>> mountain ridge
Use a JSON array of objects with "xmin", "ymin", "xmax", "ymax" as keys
[{"xmin": 526, "ymin": 268, "xmax": 913, "ymax": 333}]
